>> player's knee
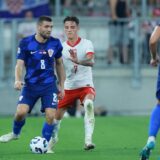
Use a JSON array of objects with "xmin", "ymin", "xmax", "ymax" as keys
[
  {"xmin": 55, "ymin": 114, "xmax": 62, "ymax": 120},
  {"xmin": 84, "ymin": 99, "xmax": 94, "ymax": 117},
  {"xmin": 15, "ymin": 110, "xmax": 27, "ymax": 120},
  {"xmin": 15, "ymin": 104, "xmax": 29, "ymax": 120},
  {"xmin": 84, "ymin": 99, "xmax": 94, "ymax": 110},
  {"xmin": 55, "ymin": 113, "xmax": 63, "ymax": 120},
  {"xmin": 55, "ymin": 108, "xmax": 66, "ymax": 120}
]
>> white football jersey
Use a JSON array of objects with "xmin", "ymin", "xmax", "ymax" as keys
[{"xmin": 62, "ymin": 37, "xmax": 94, "ymax": 89}]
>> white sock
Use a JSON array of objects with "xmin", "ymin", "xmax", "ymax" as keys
[
  {"xmin": 84, "ymin": 99, "xmax": 95, "ymax": 144},
  {"xmin": 52, "ymin": 120, "xmax": 61, "ymax": 140}
]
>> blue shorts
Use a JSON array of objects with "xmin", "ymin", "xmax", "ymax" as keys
[{"xmin": 17, "ymin": 82, "xmax": 58, "ymax": 113}]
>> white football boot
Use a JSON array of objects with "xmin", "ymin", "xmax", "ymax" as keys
[
  {"xmin": 84, "ymin": 143, "xmax": 95, "ymax": 150},
  {"xmin": 84, "ymin": 138, "xmax": 95, "ymax": 150},
  {"xmin": 0, "ymin": 132, "xmax": 19, "ymax": 142},
  {"xmin": 47, "ymin": 137, "xmax": 58, "ymax": 153}
]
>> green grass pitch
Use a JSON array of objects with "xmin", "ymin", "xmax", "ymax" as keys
[{"xmin": 0, "ymin": 116, "xmax": 160, "ymax": 160}]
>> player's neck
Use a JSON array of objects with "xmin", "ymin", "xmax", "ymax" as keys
[
  {"xmin": 35, "ymin": 34, "xmax": 47, "ymax": 43},
  {"xmin": 67, "ymin": 36, "xmax": 80, "ymax": 46}
]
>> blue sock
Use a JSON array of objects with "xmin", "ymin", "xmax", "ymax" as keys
[
  {"xmin": 42, "ymin": 122, "xmax": 54, "ymax": 142},
  {"xmin": 149, "ymin": 104, "xmax": 160, "ymax": 137},
  {"xmin": 13, "ymin": 119, "xmax": 25, "ymax": 135}
]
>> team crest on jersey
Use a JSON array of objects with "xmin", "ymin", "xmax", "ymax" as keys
[{"xmin": 48, "ymin": 49, "xmax": 54, "ymax": 57}]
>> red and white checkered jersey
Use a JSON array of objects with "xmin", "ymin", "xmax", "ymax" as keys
[{"xmin": 62, "ymin": 37, "xmax": 95, "ymax": 89}]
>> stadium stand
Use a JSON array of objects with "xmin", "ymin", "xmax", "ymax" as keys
[{"xmin": 0, "ymin": 0, "xmax": 160, "ymax": 115}]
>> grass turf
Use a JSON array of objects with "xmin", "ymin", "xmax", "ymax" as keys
[{"xmin": 0, "ymin": 116, "xmax": 160, "ymax": 160}]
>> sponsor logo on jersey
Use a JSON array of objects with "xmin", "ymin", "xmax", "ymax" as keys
[
  {"xmin": 19, "ymin": 95, "xmax": 23, "ymax": 101},
  {"xmin": 48, "ymin": 49, "xmax": 54, "ymax": 57},
  {"xmin": 30, "ymin": 50, "xmax": 47, "ymax": 55},
  {"xmin": 30, "ymin": 51, "xmax": 38, "ymax": 54},
  {"xmin": 39, "ymin": 50, "xmax": 47, "ymax": 54}
]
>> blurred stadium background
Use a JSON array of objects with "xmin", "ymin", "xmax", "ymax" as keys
[{"xmin": 0, "ymin": 0, "xmax": 160, "ymax": 116}]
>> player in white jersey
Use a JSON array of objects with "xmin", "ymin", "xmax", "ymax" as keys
[
  {"xmin": 63, "ymin": 38, "xmax": 94, "ymax": 89},
  {"xmin": 47, "ymin": 16, "xmax": 96, "ymax": 153}
]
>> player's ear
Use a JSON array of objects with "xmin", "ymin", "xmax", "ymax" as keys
[{"xmin": 37, "ymin": 25, "xmax": 41, "ymax": 33}]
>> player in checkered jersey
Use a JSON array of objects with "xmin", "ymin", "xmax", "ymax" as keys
[
  {"xmin": 0, "ymin": 16, "xmax": 65, "ymax": 144},
  {"xmin": 47, "ymin": 16, "xmax": 96, "ymax": 153}
]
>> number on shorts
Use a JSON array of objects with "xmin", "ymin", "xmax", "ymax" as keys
[{"xmin": 52, "ymin": 93, "xmax": 57, "ymax": 104}]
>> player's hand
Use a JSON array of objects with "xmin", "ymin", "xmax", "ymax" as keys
[
  {"xmin": 150, "ymin": 57, "xmax": 159, "ymax": 67},
  {"xmin": 14, "ymin": 81, "xmax": 24, "ymax": 90},
  {"xmin": 57, "ymin": 86, "xmax": 65, "ymax": 100},
  {"xmin": 69, "ymin": 49, "xmax": 79, "ymax": 64}
]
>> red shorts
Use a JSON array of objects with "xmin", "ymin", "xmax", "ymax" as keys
[{"xmin": 58, "ymin": 87, "xmax": 96, "ymax": 109}]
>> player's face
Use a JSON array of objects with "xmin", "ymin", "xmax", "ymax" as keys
[
  {"xmin": 38, "ymin": 21, "xmax": 53, "ymax": 39},
  {"xmin": 64, "ymin": 21, "xmax": 79, "ymax": 39}
]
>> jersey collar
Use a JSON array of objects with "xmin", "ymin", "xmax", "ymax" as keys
[{"xmin": 67, "ymin": 37, "xmax": 81, "ymax": 47}]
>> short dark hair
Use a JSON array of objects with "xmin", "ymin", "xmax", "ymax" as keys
[
  {"xmin": 37, "ymin": 16, "xmax": 52, "ymax": 25},
  {"xmin": 63, "ymin": 16, "xmax": 79, "ymax": 25}
]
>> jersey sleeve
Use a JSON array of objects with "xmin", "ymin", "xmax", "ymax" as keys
[
  {"xmin": 16, "ymin": 39, "xmax": 26, "ymax": 60},
  {"xmin": 86, "ymin": 40, "xmax": 94, "ymax": 55},
  {"xmin": 54, "ymin": 39, "xmax": 63, "ymax": 59}
]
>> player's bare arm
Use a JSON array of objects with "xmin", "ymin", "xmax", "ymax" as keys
[
  {"xmin": 69, "ymin": 49, "xmax": 94, "ymax": 67},
  {"xmin": 14, "ymin": 59, "xmax": 24, "ymax": 90},
  {"xmin": 55, "ymin": 57, "xmax": 65, "ymax": 100},
  {"xmin": 149, "ymin": 26, "xmax": 160, "ymax": 67}
]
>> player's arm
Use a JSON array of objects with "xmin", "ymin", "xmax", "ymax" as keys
[
  {"xmin": 149, "ymin": 25, "xmax": 160, "ymax": 66},
  {"xmin": 14, "ymin": 59, "xmax": 25, "ymax": 90},
  {"xmin": 78, "ymin": 53, "xmax": 94, "ymax": 67},
  {"xmin": 69, "ymin": 49, "xmax": 95, "ymax": 67},
  {"xmin": 55, "ymin": 57, "xmax": 65, "ymax": 99}
]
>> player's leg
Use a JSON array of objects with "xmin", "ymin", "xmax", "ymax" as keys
[
  {"xmin": 75, "ymin": 100, "xmax": 82, "ymax": 118},
  {"xmin": 83, "ymin": 96, "xmax": 95, "ymax": 150},
  {"xmin": 47, "ymin": 107, "xmax": 67, "ymax": 153},
  {"xmin": 53, "ymin": 107, "xmax": 67, "ymax": 141},
  {"xmin": 41, "ymin": 89, "xmax": 58, "ymax": 143},
  {"xmin": 47, "ymin": 90, "xmax": 76, "ymax": 153},
  {"xmin": 140, "ymin": 100, "xmax": 160, "ymax": 160},
  {"xmin": 0, "ymin": 86, "xmax": 36, "ymax": 143},
  {"xmin": 0, "ymin": 104, "xmax": 29, "ymax": 142},
  {"xmin": 42, "ymin": 108, "xmax": 57, "ymax": 142},
  {"xmin": 0, "ymin": 87, "xmax": 37, "ymax": 142},
  {"xmin": 41, "ymin": 86, "xmax": 66, "ymax": 154},
  {"xmin": 140, "ymin": 77, "xmax": 160, "ymax": 160},
  {"xmin": 81, "ymin": 88, "xmax": 95, "ymax": 150}
]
